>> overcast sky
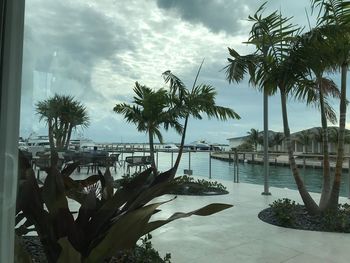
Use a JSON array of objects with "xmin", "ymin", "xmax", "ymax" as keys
[{"xmin": 20, "ymin": 0, "xmax": 348, "ymax": 144}]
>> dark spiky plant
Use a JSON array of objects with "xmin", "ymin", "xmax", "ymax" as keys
[{"xmin": 16, "ymin": 151, "xmax": 233, "ymax": 262}]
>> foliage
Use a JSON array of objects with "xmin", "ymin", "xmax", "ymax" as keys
[
  {"xmin": 320, "ymin": 204, "xmax": 350, "ymax": 232},
  {"xmin": 236, "ymin": 141, "xmax": 254, "ymax": 152},
  {"xmin": 246, "ymin": 128, "xmax": 260, "ymax": 151},
  {"xmin": 296, "ymin": 130, "xmax": 312, "ymax": 152},
  {"xmin": 269, "ymin": 198, "xmax": 298, "ymax": 227},
  {"xmin": 311, "ymin": 0, "xmax": 350, "ymax": 210},
  {"xmin": 112, "ymin": 234, "xmax": 171, "ymax": 263},
  {"xmin": 113, "ymin": 82, "xmax": 182, "ymax": 171},
  {"xmin": 16, "ymin": 151, "xmax": 232, "ymax": 262},
  {"xmin": 162, "ymin": 67, "xmax": 241, "ymax": 176},
  {"xmin": 36, "ymin": 94, "xmax": 89, "ymax": 151},
  {"xmin": 170, "ymin": 175, "xmax": 228, "ymax": 195},
  {"xmin": 270, "ymin": 133, "xmax": 284, "ymax": 150},
  {"xmin": 225, "ymin": 0, "xmax": 350, "ymax": 213},
  {"xmin": 117, "ymin": 174, "xmax": 228, "ymax": 196},
  {"xmin": 263, "ymin": 200, "xmax": 350, "ymax": 233}
]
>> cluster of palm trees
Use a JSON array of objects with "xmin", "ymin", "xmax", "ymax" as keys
[
  {"xmin": 36, "ymin": 94, "xmax": 90, "ymax": 152},
  {"xmin": 246, "ymin": 128, "xmax": 284, "ymax": 151},
  {"xmin": 296, "ymin": 127, "xmax": 350, "ymax": 153},
  {"xmin": 114, "ymin": 63, "xmax": 240, "ymax": 177},
  {"xmin": 225, "ymin": 0, "xmax": 350, "ymax": 213}
]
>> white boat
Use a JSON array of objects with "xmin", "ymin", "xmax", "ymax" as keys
[
  {"xmin": 161, "ymin": 144, "xmax": 179, "ymax": 151},
  {"xmin": 25, "ymin": 134, "xmax": 51, "ymax": 156},
  {"xmin": 69, "ymin": 137, "xmax": 96, "ymax": 152},
  {"xmin": 188, "ymin": 140, "xmax": 211, "ymax": 151}
]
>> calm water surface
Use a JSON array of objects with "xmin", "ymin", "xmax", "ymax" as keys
[{"xmin": 132, "ymin": 151, "xmax": 350, "ymax": 197}]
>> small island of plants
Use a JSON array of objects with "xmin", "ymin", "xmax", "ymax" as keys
[{"xmin": 259, "ymin": 198, "xmax": 350, "ymax": 233}]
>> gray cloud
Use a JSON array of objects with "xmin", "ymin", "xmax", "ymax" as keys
[
  {"xmin": 156, "ymin": 0, "xmax": 257, "ymax": 35},
  {"xmin": 24, "ymin": 0, "xmax": 133, "ymax": 86},
  {"xmin": 20, "ymin": 0, "xmax": 333, "ymax": 144}
]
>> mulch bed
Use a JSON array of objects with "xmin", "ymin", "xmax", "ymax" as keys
[
  {"xmin": 20, "ymin": 236, "xmax": 167, "ymax": 263},
  {"xmin": 258, "ymin": 206, "xmax": 350, "ymax": 233},
  {"xmin": 168, "ymin": 182, "xmax": 229, "ymax": 196}
]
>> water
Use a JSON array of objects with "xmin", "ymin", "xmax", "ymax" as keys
[{"xmin": 121, "ymin": 151, "xmax": 350, "ymax": 197}]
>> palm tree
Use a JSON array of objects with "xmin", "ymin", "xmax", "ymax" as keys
[
  {"xmin": 328, "ymin": 127, "xmax": 339, "ymax": 151},
  {"xmin": 312, "ymin": 0, "xmax": 350, "ymax": 209},
  {"xmin": 247, "ymin": 128, "xmax": 260, "ymax": 151},
  {"xmin": 114, "ymin": 82, "xmax": 182, "ymax": 172},
  {"xmin": 313, "ymin": 127, "xmax": 324, "ymax": 153},
  {"xmin": 271, "ymin": 132, "xmax": 284, "ymax": 152},
  {"xmin": 36, "ymin": 94, "xmax": 90, "ymax": 152},
  {"xmin": 290, "ymin": 26, "xmax": 342, "ymax": 209},
  {"xmin": 297, "ymin": 130, "xmax": 312, "ymax": 153},
  {"xmin": 162, "ymin": 64, "xmax": 240, "ymax": 177},
  {"xmin": 225, "ymin": 4, "xmax": 320, "ymax": 212}
]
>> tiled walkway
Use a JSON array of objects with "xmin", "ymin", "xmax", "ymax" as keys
[{"xmin": 150, "ymin": 181, "xmax": 350, "ymax": 263}]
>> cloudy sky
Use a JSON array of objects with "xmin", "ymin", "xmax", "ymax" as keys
[{"xmin": 20, "ymin": 0, "xmax": 347, "ymax": 144}]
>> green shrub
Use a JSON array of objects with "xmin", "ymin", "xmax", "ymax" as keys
[
  {"xmin": 270, "ymin": 198, "xmax": 298, "ymax": 227},
  {"xmin": 170, "ymin": 175, "xmax": 228, "ymax": 195},
  {"xmin": 113, "ymin": 234, "xmax": 171, "ymax": 263},
  {"xmin": 321, "ymin": 204, "xmax": 350, "ymax": 232},
  {"xmin": 236, "ymin": 141, "xmax": 254, "ymax": 152}
]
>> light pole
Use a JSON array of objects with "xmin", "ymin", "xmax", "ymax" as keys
[{"xmin": 262, "ymin": 88, "xmax": 271, "ymax": 195}]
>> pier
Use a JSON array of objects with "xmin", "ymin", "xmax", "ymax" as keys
[{"xmin": 210, "ymin": 151, "xmax": 350, "ymax": 171}]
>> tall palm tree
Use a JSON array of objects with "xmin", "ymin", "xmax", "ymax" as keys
[
  {"xmin": 247, "ymin": 128, "xmax": 260, "ymax": 151},
  {"xmin": 162, "ymin": 64, "xmax": 240, "ymax": 177},
  {"xmin": 225, "ymin": 4, "xmax": 320, "ymax": 213},
  {"xmin": 36, "ymin": 94, "xmax": 90, "ymax": 152},
  {"xmin": 312, "ymin": 0, "xmax": 350, "ymax": 209},
  {"xmin": 114, "ymin": 82, "xmax": 182, "ymax": 172},
  {"xmin": 290, "ymin": 26, "xmax": 341, "ymax": 209}
]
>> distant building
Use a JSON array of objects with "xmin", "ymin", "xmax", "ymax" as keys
[{"xmin": 227, "ymin": 135, "xmax": 248, "ymax": 150}]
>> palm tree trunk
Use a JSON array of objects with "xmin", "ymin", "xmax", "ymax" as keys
[
  {"xmin": 327, "ymin": 64, "xmax": 347, "ymax": 210},
  {"xmin": 54, "ymin": 117, "xmax": 59, "ymax": 148},
  {"xmin": 280, "ymin": 88, "xmax": 319, "ymax": 214},
  {"xmin": 61, "ymin": 122, "xmax": 68, "ymax": 150},
  {"xmin": 64, "ymin": 125, "xmax": 73, "ymax": 150},
  {"xmin": 318, "ymin": 82, "xmax": 331, "ymax": 210},
  {"xmin": 173, "ymin": 115, "xmax": 189, "ymax": 175},
  {"xmin": 148, "ymin": 131, "xmax": 157, "ymax": 173},
  {"xmin": 48, "ymin": 119, "xmax": 55, "ymax": 152},
  {"xmin": 48, "ymin": 119, "xmax": 59, "ymax": 167}
]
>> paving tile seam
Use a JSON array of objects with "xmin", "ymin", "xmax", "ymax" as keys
[
  {"xmin": 217, "ymin": 238, "xmax": 257, "ymax": 251},
  {"xmin": 278, "ymin": 252, "xmax": 306, "ymax": 263}
]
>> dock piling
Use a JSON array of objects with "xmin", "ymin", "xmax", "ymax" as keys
[
  {"xmin": 348, "ymin": 159, "xmax": 350, "ymax": 199},
  {"xmin": 209, "ymin": 150, "xmax": 212, "ymax": 179}
]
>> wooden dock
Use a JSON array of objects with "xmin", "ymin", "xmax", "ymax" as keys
[{"xmin": 211, "ymin": 152, "xmax": 350, "ymax": 171}]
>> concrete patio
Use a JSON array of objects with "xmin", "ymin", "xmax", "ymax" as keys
[{"xmin": 150, "ymin": 180, "xmax": 350, "ymax": 263}]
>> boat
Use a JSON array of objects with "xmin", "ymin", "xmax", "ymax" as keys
[
  {"xmin": 187, "ymin": 140, "xmax": 211, "ymax": 151},
  {"xmin": 161, "ymin": 144, "xmax": 179, "ymax": 151},
  {"xmin": 69, "ymin": 137, "xmax": 96, "ymax": 152},
  {"xmin": 25, "ymin": 133, "xmax": 51, "ymax": 156}
]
